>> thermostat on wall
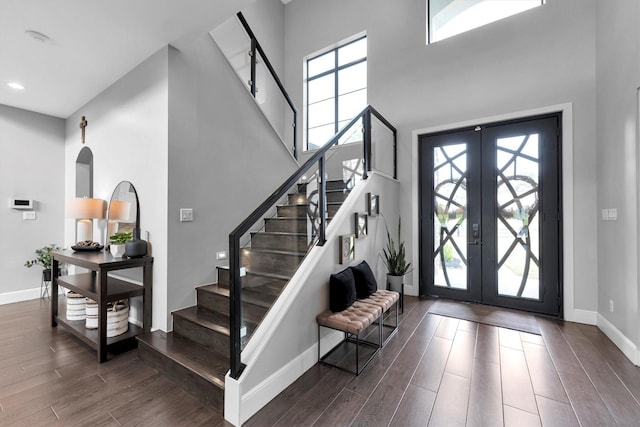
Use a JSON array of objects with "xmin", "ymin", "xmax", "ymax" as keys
[{"xmin": 10, "ymin": 198, "xmax": 33, "ymax": 210}]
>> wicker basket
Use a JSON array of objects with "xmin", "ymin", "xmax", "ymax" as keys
[
  {"xmin": 107, "ymin": 300, "xmax": 129, "ymax": 337},
  {"xmin": 66, "ymin": 292, "xmax": 86, "ymax": 321},
  {"xmin": 85, "ymin": 298, "xmax": 98, "ymax": 329}
]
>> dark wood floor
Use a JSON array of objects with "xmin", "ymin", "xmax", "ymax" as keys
[{"xmin": 2, "ymin": 297, "xmax": 640, "ymax": 426}]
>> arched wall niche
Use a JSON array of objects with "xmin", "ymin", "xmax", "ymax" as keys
[{"xmin": 76, "ymin": 146, "xmax": 93, "ymax": 198}]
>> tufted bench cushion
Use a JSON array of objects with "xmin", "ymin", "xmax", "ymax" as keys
[
  {"xmin": 360, "ymin": 290, "xmax": 399, "ymax": 312},
  {"xmin": 316, "ymin": 300, "xmax": 382, "ymax": 336}
]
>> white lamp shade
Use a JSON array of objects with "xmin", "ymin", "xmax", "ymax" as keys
[{"xmin": 66, "ymin": 198, "xmax": 106, "ymax": 219}]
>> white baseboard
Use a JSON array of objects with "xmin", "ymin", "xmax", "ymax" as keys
[
  {"xmin": 224, "ymin": 331, "xmax": 343, "ymax": 426},
  {"xmin": 0, "ymin": 287, "xmax": 63, "ymax": 305},
  {"xmin": 597, "ymin": 313, "xmax": 640, "ymax": 366},
  {"xmin": 564, "ymin": 308, "xmax": 597, "ymax": 325}
]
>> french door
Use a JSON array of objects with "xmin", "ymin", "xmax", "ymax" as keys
[{"xmin": 419, "ymin": 115, "xmax": 562, "ymax": 316}]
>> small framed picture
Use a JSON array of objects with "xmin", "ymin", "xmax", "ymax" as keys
[
  {"xmin": 367, "ymin": 193, "xmax": 379, "ymax": 216},
  {"xmin": 355, "ymin": 212, "xmax": 368, "ymax": 238},
  {"xmin": 339, "ymin": 234, "xmax": 355, "ymax": 264}
]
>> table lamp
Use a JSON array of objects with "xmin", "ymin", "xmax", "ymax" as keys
[{"xmin": 66, "ymin": 197, "xmax": 106, "ymax": 242}]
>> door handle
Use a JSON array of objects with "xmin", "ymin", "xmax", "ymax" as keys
[{"xmin": 468, "ymin": 240, "xmax": 482, "ymax": 245}]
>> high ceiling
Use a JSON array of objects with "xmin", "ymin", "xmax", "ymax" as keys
[{"xmin": 0, "ymin": 0, "xmax": 254, "ymax": 118}]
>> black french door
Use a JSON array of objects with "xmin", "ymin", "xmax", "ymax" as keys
[{"xmin": 419, "ymin": 114, "xmax": 562, "ymax": 316}]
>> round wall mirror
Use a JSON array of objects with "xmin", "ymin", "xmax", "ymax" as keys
[
  {"xmin": 107, "ymin": 181, "xmax": 137, "ymax": 240},
  {"xmin": 107, "ymin": 181, "xmax": 146, "ymax": 257}
]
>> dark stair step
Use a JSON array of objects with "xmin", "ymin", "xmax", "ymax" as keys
[
  {"xmin": 137, "ymin": 331, "xmax": 226, "ymax": 413},
  {"xmin": 297, "ymin": 179, "xmax": 352, "ymax": 193},
  {"xmin": 287, "ymin": 193, "xmax": 309, "ymax": 205},
  {"xmin": 241, "ymin": 248, "xmax": 306, "ymax": 276},
  {"xmin": 250, "ymin": 231, "xmax": 310, "ymax": 252},
  {"xmin": 172, "ymin": 306, "xmax": 263, "ymax": 356},
  {"xmin": 197, "ymin": 283, "xmax": 280, "ymax": 314},
  {"xmin": 264, "ymin": 217, "xmax": 309, "ymax": 233},
  {"xmin": 217, "ymin": 266, "xmax": 289, "ymax": 289},
  {"xmin": 277, "ymin": 203, "xmax": 341, "ymax": 218},
  {"xmin": 277, "ymin": 204, "xmax": 309, "ymax": 218}
]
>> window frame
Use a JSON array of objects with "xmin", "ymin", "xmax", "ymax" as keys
[
  {"xmin": 427, "ymin": 0, "xmax": 544, "ymax": 44},
  {"xmin": 304, "ymin": 35, "xmax": 367, "ymax": 152}
]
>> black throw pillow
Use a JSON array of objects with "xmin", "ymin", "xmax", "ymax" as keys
[
  {"xmin": 329, "ymin": 268, "xmax": 356, "ymax": 312},
  {"xmin": 351, "ymin": 260, "xmax": 378, "ymax": 299}
]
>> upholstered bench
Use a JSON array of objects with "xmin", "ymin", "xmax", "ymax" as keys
[
  {"xmin": 317, "ymin": 300, "xmax": 383, "ymax": 375},
  {"xmin": 316, "ymin": 261, "xmax": 400, "ymax": 375},
  {"xmin": 359, "ymin": 289, "xmax": 399, "ymax": 346}
]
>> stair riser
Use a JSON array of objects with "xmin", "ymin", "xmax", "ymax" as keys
[
  {"xmin": 196, "ymin": 286, "xmax": 275, "ymax": 313},
  {"xmin": 241, "ymin": 250, "xmax": 304, "ymax": 276},
  {"xmin": 251, "ymin": 233, "xmax": 310, "ymax": 252},
  {"xmin": 326, "ymin": 191, "xmax": 348, "ymax": 203},
  {"xmin": 277, "ymin": 205, "xmax": 308, "ymax": 218},
  {"xmin": 287, "ymin": 193, "xmax": 308, "ymax": 205},
  {"xmin": 217, "ymin": 268, "xmax": 288, "ymax": 289},
  {"xmin": 298, "ymin": 180, "xmax": 349, "ymax": 192},
  {"xmin": 277, "ymin": 204, "xmax": 340, "ymax": 218},
  {"xmin": 173, "ymin": 316, "xmax": 229, "ymax": 357},
  {"xmin": 196, "ymin": 288, "xmax": 229, "ymax": 315},
  {"xmin": 137, "ymin": 340, "xmax": 224, "ymax": 413},
  {"xmin": 264, "ymin": 218, "xmax": 309, "ymax": 233}
]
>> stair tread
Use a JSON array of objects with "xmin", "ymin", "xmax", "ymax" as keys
[
  {"xmin": 242, "ymin": 247, "xmax": 307, "ymax": 256},
  {"xmin": 216, "ymin": 266, "xmax": 292, "ymax": 281},
  {"xmin": 197, "ymin": 283, "xmax": 280, "ymax": 307},
  {"xmin": 137, "ymin": 331, "xmax": 227, "ymax": 388},
  {"xmin": 251, "ymin": 231, "xmax": 309, "ymax": 237}
]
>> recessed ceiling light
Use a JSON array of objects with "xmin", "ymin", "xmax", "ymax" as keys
[
  {"xmin": 8, "ymin": 82, "xmax": 25, "ymax": 90},
  {"xmin": 25, "ymin": 30, "xmax": 50, "ymax": 43}
]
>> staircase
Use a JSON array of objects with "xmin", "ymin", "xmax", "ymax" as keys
[{"xmin": 137, "ymin": 179, "xmax": 351, "ymax": 413}]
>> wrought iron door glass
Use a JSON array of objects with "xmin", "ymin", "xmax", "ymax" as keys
[{"xmin": 433, "ymin": 143, "xmax": 468, "ymax": 290}]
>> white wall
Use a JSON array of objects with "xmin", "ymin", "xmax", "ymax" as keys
[
  {"xmin": 284, "ymin": 0, "xmax": 598, "ymax": 315},
  {"xmin": 64, "ymin": 47, "xmax": 170, "ymax": 330},
  {"xmin": 595, "ymin": 0, "xmax": 640, "ymax": 361},
  {"xmin": 166, "ymin": 29, "xmax": 298, "ymax": 326},
  {"xmin": 0, "ymin": 105, "xmax": 65, "ymax": 302},
  {"xmin": 225, "ymin": 172, "xmax": 399, "ymax": 425}
]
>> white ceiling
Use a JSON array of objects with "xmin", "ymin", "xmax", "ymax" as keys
[{"xmin": 0, "ymin": 0, "xmax": 253, "ymax": 118}]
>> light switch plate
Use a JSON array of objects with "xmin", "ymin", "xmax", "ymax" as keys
[
  {"xmin": 179, "ymin": 208, "xmax": 193, "ymax": 222},
  {"xmin": 23, "ymin": 211, "xmax": 36, "ymax": 220}
]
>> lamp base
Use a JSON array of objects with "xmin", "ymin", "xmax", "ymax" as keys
[{"xmin": 125, "ymin": 239, "xmax": 147, "ymax": 258}]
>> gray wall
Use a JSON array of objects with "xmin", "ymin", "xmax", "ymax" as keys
[
  {"xmin": 166, "ymin": 28, "xmax": 298, "ymax": 326},
  {"xmin": 595, "ymin": 0, "xmax": 640, "ymax": 346},
  {"xmin": 284, "ymin": 0, "xmax": 598, "ymax": 313},
  {"xmin": 0, "ymin": 105, "xmax": 65, "ymax": 299}
]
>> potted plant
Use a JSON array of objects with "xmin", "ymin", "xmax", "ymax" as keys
[
  {"xmin": 25, "ymin": 244, "xmax": 61, "ymax": 281},
  {"xmin": 109, "ymin": 231, "xmax": 132, "ymax": 257},
  {"xmin": 382, "ymin": 216, "xmax": 411, "ymax": 293}
]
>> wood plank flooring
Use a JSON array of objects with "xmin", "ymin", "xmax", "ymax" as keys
[{"xmin": 2, "ymin": 297, "xmax": 640, "ymax": 426}]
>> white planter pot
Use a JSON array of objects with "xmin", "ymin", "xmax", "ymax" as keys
[
  {"xmin": 387, "ymin": 274, "xmax": 404, "ymax": 293},
  {"xmin": 110, "ymin": 244, "xmax": 126, "ymax": 258}
]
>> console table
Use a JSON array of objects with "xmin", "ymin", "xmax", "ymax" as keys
[{"xmin": 51, "ymin": 250, "xmax": 153, "ymax": 363}]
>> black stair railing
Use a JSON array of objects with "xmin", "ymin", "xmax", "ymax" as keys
[
  {"xmin": 237, "ymin": 12, "xmax": 298, "ymax": 159},
  {"xmin": 229, "ymin": 105, "xmax": 396, "ymax": 379}
]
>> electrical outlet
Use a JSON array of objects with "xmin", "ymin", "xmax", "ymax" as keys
[
  {"xmin": 179, "ymin": 208, "xmax": 193, "ymax": 222},
  {"xmin": 23, "ymin": 211, "xmax": 36, "ymax": 220},
  {"xmin": 609, "ymin": 299, "xmax": 614, "ymax": 313}
]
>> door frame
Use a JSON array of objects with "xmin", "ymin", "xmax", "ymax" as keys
[{"xmin": 410, "ymin": 103, "xmax": 578, "ymax": 321}]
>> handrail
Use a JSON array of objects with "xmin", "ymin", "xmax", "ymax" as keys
[
  {"xmin": 237, "ymin": 12, "xmax": 298, "ymax": 159},
  {"xmin": 229, "ymin": 105, "xmax": 396, "ymax": 379}
]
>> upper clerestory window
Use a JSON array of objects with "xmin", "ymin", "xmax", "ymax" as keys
[{"xmin": 428, "ymin": 0, "xmax": 544, "ymax": 43}]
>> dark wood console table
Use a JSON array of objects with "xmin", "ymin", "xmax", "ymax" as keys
[{"xmin": 51, "ymin": 250, "xmax": 153, "ymax": 363}]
